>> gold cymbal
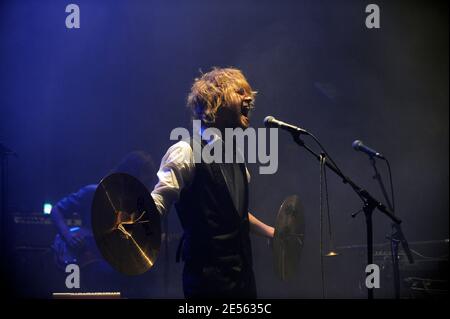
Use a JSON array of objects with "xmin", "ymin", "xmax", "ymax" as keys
[
  {"xmin": 91, "ymin": 173, "xmax": 161, "ymax": 276},
  {"xmin": 273, "ymin": 195, "xmax": 305, "ymax": 281}
]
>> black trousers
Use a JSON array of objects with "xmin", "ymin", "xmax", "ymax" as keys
[{"xmin": 182, "ymin": 261, "xmax": 257, "ymax": 299}]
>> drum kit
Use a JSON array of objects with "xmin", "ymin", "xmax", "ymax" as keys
[{"xmin": 91, "ymin": 173, "xmax": 306, "ymax": 280}]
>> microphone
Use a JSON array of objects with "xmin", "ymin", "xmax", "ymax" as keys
[
  {"xmin": 352, "ymin": 140, "xmax": 385, "ymax": 159},
  {"xmin": 263, "ymin": 116, "xmax": 308, "ymax": 135}
]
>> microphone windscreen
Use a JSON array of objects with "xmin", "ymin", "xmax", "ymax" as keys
[
  {"xmin": 352, "ymin": 140, "xmax": 363, "ymax": 150},
  {"xmin": 263, "ymin": 116, "xmax": 275, "ymax": 127}
]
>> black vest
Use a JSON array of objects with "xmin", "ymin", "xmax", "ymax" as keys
[{"xmin": 174, "ymin": 139, "xmax": 255, "ymax": 298}]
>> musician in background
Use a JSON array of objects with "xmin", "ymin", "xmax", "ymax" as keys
[
  {"xmin": 151, "ymin": 67, "xmax": 274, "ymax": 298},
  {"xmin": 50, "ymin": 150, "xmax": 157, "ymax": 294}
]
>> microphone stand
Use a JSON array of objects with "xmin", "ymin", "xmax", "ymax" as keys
[
  {"xmin": 291, "ymin": 134, "xmax": 401, "ymax": 299},
  {"xmin": 369, "ymin": 157, "xmax": 414, "ymax": 299}
]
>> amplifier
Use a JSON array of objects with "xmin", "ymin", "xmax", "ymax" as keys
[
  {"xmin": 8, "ymin": 212, "xmax": 82, "ymax": 247},
  {"xmin": 336, "ymin": 239, "xmax": 449, "ymax": 298}
]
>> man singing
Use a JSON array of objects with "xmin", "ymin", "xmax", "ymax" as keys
[{"xmin": 151, "ymin": 67, "xmax": 274, "ymax": 298}]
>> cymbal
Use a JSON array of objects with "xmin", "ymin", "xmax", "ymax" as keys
[
  {"xmin": 91, "ymin": 173, "xmax": 161, "ymax": 276},
  {"xmin": 273, "ymin": 195, "xmax": 305, "ymax": 281}
]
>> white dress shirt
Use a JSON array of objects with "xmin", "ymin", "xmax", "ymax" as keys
[{"xmin": 151, "ymin": 140, "xmax": 195, "ymax": 216}]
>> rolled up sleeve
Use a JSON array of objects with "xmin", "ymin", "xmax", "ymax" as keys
[{"xmin": 151, "ymin": 141, "xmax": 195, "ymax": 216}]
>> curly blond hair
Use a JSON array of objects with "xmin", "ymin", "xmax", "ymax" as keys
[{"xmin": 187, "ymin": 67, "xmax": 257, "ymax": 125}]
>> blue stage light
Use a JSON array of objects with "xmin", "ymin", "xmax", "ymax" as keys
[{"xmin": 43, "ymin": 203, "xmax": 52, "ymax": 215}]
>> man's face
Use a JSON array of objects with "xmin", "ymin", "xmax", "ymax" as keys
[{"xmin": 215, "ymin": 87, "xmax": 255, "ymax": 130}]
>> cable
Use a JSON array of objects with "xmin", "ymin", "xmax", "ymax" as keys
[
  {"xmin": 307, "ymin": 132, "xmax": 344, "ymax": 177},
  {"xmin": 306, "ymin": 132, "xmax": 367, "ymax": 204},
  {"xmin": 319, "ymin": 154, "xmax": 326, "ymax": 298},
  {"xmin": 410, "ymin": 248, "xmax": 448, "ymax": 260},
  {"xmin": 384, "ymin": 159, "xmax": 396, "ymax": 213},
  {"xmin": 323, "ymin": 160, "xmax": 334, "ymax": 243}
]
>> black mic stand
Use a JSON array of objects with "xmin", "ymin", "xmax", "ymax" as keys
[
  {"xmin": 369, "ymin": 157, "xmax": 414, "ymax": 299},
  {"xmin": 291, "ymin": 134, "xmax": 401, "ymax": 299}
]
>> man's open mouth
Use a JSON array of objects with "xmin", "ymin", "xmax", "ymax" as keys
[{"xmin": 241, "ymin": 101, "xmax": 254, "ymax": 117}]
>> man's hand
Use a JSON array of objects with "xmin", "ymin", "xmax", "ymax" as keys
[
  {"xmin": 51, "ymin": 205, "xmax": 86, "ymax": 249},
  {"xmin": 63, "ymin": 230, "xmax": 86, "ymax": 249},
  {"xmin": 248, "ymin": 213, "xmax": 275, "ymax": 238}
]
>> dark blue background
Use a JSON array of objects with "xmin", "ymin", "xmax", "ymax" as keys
[{"xmin": 0, "ymin": 0, "xmax": 448, "ymax": 298}]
